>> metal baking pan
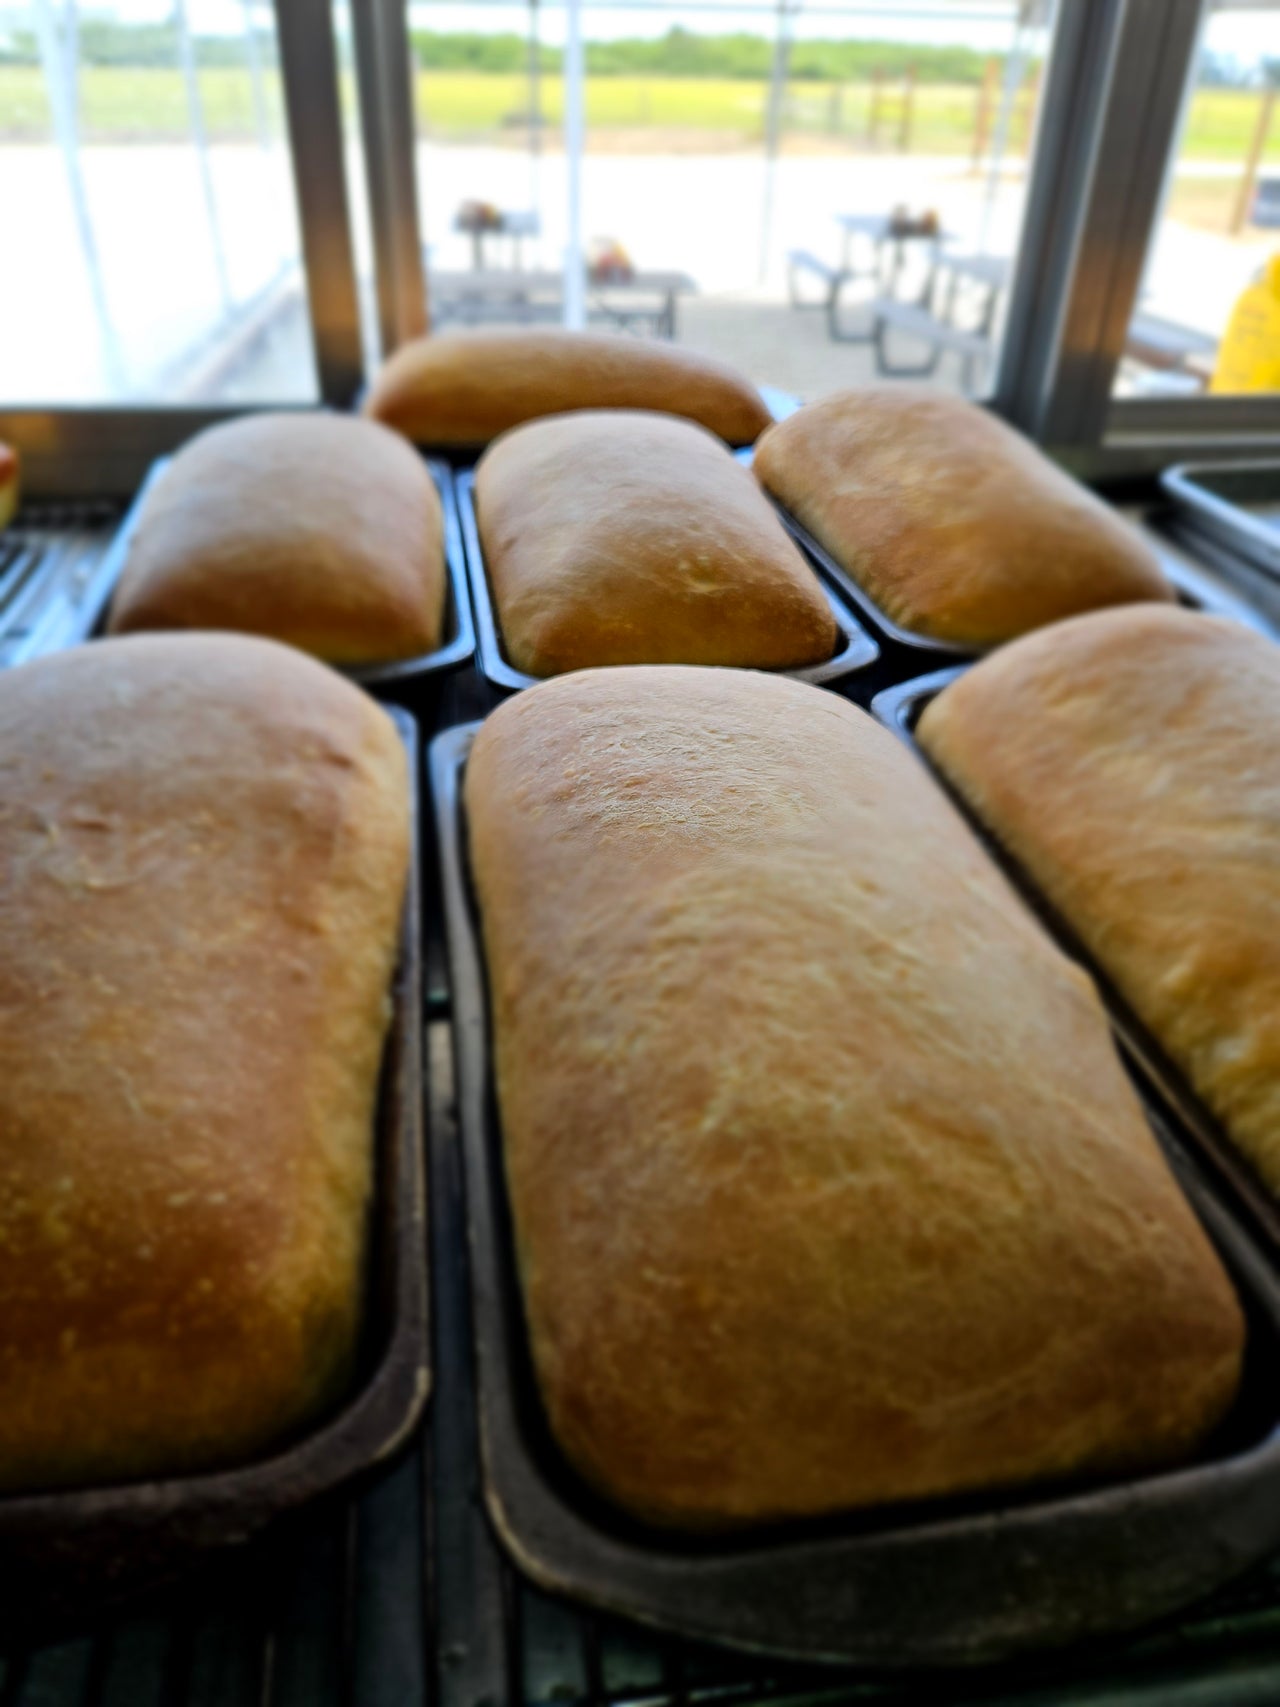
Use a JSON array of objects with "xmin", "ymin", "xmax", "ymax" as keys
[
  {"xmin": 432, "ymin": 718, "xmax": 1280, "ymax": 1671},
  {"xmin": 1161, "ymin": 461, "xmax": 1280, "ymax": 581},
  {"xmin": 11, "ymin": 459, "xmax": 475, "ymax": 702},
  {"xmin": 873, "ymin": 668, "xmax": 1280, "ymax": 1260},
  {"xmin": 741, "ymin": 452, "xmax": 1249, "ymax": 656},
  {"xmin": 454, "ymin": 469, "xmax": 879, "ymax": 696},
  {"xmin": 0, "ymin": 708, "xmax": 429, "ymax": 1641}
]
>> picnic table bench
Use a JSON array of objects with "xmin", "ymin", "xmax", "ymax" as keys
[{"xmin": 430, "ymin": 268, "xmax": 696, "ymax": 339}]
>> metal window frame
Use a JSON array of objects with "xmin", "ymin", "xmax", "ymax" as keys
[
  {"xmin": 3, "ymin": 0, "xmax": 363, "ymax": 498},
  {"xmin": 1000, "ymin": 0, "xmax": 1280, "ymax": 474}
]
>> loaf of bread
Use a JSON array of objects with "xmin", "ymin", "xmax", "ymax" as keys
[
  {"xmin": 465, "ymin": 666, "xmax": 1243, "ymax": 1530},
  {"xmin": 362, "ymin": 328, "xmax": 771, "ymax": 447},
  {"xmin": 108, "ymin": 413, "xmax": 446, "ymax": 666},
  {"xmin": 0, "ymin": 633, "xmax": 409, "ymax": 1492},
  {"xmin": 474, "ymin": 411, "xmax": 837, "ymax": 675},
  {"xmin": 919, "ymin": 605, "xmax": 1280, "ymax": 1196},
  {"xmin": 753, "ymin": 386, "xmax": 1174, "ymax": 646}
]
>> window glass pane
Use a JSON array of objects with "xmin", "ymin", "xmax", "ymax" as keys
[
  {"xmin": 412, "ymin": 2, "xmax": 567, "ymax": 310},
  {"xmin": 1116, "ymin": 3, "xmax": 1280, "ymax": 400},
  {"xmin": 409, "ymin": 0, "xmax": 1055, "ymax": 404},
  {"xmin": 0, "ymin": 0, "xmax": 316, "ymax": 403}
]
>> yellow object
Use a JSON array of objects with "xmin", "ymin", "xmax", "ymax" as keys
[{"xmin": 1211, "ymin": 255, "xmax": 1280, "ymax": 393}]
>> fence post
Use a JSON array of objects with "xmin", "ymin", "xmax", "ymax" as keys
[
  {"xmin": 867, "ymin": 67, "xmax": 882, "ymax": 145},
  {"xmin": 898, "ymin": 64, "xmax": 916, "ymax": 152},
  {"xmin": 1233, "ymin": 84, "xmax": 1277, "ymax": 235},
  {"xmin": 971, "ymin": 55, "xmax": 998, "ymax": 171}
]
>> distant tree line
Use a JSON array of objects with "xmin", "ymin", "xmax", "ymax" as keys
[
  {"xmin": 411, "ymin": 28, "xmax": 996, "ymax": 82},
  {"xmin": 0, "ymin": 21, "xmax": 274, "ymax": 67},
  {"xmin": 0, "ymin": 19, "xmax": 997, "ymax": 82}
]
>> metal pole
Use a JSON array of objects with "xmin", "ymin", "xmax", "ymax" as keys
[
  {"xmin": 898, "ymin": 63, "xmax": 916, "ymax": 152},
  {"xmin": 971, "ymin": 55, "xmax": 999, "ymax": 173},
  {"xmin": 758, "ymin": 0, "xmax": 792, "ymax": 284},
  {"xmin": 31, "ymin": 0, "xmax": 127, "ymax": 394},
  {"xmin": 174, "ymin": 0, "xmax": 233, "ymax": 310},
  {"xmin": 351, "ymin": 0, "xmax": 429, "ymax": 353},
  {"xmin": 239, "ymin": 0, "xmax": 272, "ymax": 153},
  {"xmin": 1232, "ymin": 84, "xmax": 1276, "ymax": 235},
  {"xmin": 528, "ymin": 0, "xmax": 542, "ymax": 221},
  {"xmin": 273, "ymin": 0, "xmax": 364, "ymax": 404},
  {"xmin": 563, "ymin": 0, "xmax": 586, "ymax": 329},
  {"xmin": 977, "ymin": 20, "xmax": 1030, "ymax": 253}
]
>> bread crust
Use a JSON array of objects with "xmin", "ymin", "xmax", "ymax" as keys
[
  {"xmin": 919, "ymin": 604, "xmax": 1280, "ymax": 1195},
  {"xmin": 0, "ymin": 633, "xmax": 410, "ymax": 1491},
  {"xmin": 362, "ymin": 328, "xmax": 771, "ymax": 447},
  {"xmin": 107, "ymin": 414, "xmax": 445, "ymax": 666},
  {"xmin": 465, "ymin": 665, "xmax": 1243, "ymax": 1530},
  {"xmin": 474, "ymin": 411, "xmax": 837, "ymax": 675},
  {"xmin": 753, "ymin": 386, "xmax": 1174, "ymax": 645}
]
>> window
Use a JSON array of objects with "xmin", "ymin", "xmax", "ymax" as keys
[
  {"xmin": 404, "ymin": 0, "xmax": 1057, "ymax": 404},
  {"xmin": 0, "ymin": 0, "xmax": 317, "ymax": 403},
  {"xmin": 1116, "ymin": 2, "xmax": 1280, "ymax": 401}
]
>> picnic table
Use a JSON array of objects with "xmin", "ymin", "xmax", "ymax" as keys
[
  {"xmin": 872, "ymin": 249, "xmax": 1009, "ymax": 390},
  {"xmin": 788, "ymin": 214, "xmax": 949, "ymax": 342},
  {"xmin": 864, "ymin": 247, "xmax": 1220, "ymax": 395},
  {"xmin": 429, "ymin": 268, "xmax": 696, "ymax": 340},
  {"xmin": 453, "ymin": 207, "xmax": 540, "ymax": 271}
]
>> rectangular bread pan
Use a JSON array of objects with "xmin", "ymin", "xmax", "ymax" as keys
[
  {"xmin": 432, "ymin": 717, "xmax": 1280, "ymax": 1672},
  {"xmin": 1161, "ymin": 461, "xmax": 1280, "ymax": 581},
  {"xmin": 0, "ymin": 708, "xmax": 429, "ymax": 1643},
  {"xmin": 454, "ymin": 469, "xmax": 879, "ymax": 696},
  {"xmin": 11, "ymin": 458, "xmax": 475, "ymax": 702},
  {"xmin": 872, "ymin": 668, "xmax": 1280, "ymax": 1262},
  {"xmin": 739, "ymin": 452, "xmax": 1253, "ymax": 656}
]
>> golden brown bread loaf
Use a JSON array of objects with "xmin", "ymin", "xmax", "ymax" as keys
[
  {"xmin": 753, "ymin": 386, "xmax": 1174, "ymax": 646},
  {"xmin": 362, "ymin": 328, "xmax": 771, "ymax": 447},
  {"xmin": 474, "ymin": 411, "xmax": 837, "ymax": 675},
  {"xmin": 0, "ymin": 633, "xmax": 409, "ymax": 1492},
  {"xmin": 918, "ymin": 604, "xmax": 1280, "ymax": 1196},
  {"xmin": 108, "ymin": 413, "xmax": 445, "ymax": 666},
  {"xmin": 465, "ymin": 666, "xmax": 1243, "ymax": 1531}
]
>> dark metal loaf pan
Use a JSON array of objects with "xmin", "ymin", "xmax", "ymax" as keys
[
  {"xmin": 873, "ymin": 667, "xmax": 1280, "ymax": 1263},
  {"xmin": 737, "ymin": 439, "xmax": 1260, "ymax": 656},
  {"xmin": 10, "ymin": 459, "xmax": 475, "ymax": 705},
  {"xmin": 0, "ymin": 709, "xmax": 429, "ymax": 1642},
  {"xmin": 431, "ymin": 718, "xmax": 1280, "ymax": 1672},
  {"xmin": 1161, "ymin": 461, "xmax": 1280, "ymax": 582},
  {"xmin": 454, "ymin": 469, "xmax": 879, "ymax": 696}
]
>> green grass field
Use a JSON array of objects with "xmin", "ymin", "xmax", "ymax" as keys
[{"xmin": 1, "ymin": 64, "xmax": 1278, "ymax": 165}]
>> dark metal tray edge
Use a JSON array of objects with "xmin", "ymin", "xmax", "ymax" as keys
[
  {"xmin": 870, "ymin": 669, "xmax": 1280, "ymax": 1260},
  {"xmin": 13, "ymin": 459, "xmax": 475, "ymax": 686},
  {"xmin": 453, "ymin": 469, "xmax": 879, "ymax": 695},
  {"xmin": 1161, "ymin": 461, "xmax": 1280, "ymax": 584},
  {"xmin": 0, "ymin": 709, "xmax": 430, "ymax": 1627},
  {"xmin": 430, "ymin": 717, "xmax": 1280, "ymax": 1672}
]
